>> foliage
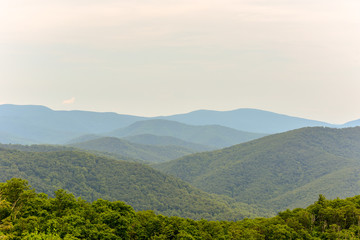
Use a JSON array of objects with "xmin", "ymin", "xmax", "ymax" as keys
[
  {"xmin": 70, "ymin": 137, "xmax": 201, "ymax": 163},
  {"xmin": 0, "ymin": 148, "xmax": 270, "ymax": 220},
  {"xmin": 123, "ymin": 134, "xmax": 215, "ymax": 152},
  {"xmin": 155, "ymin": 127, "xmax": 360, "ymax": 211},
  {"xmin": 2, "ymin": 179, "xmax": 360, "ymax": 239}
]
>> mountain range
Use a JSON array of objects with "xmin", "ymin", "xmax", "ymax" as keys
[
  {"xmin": 154, "ymin": 127, "xmax": 360, "ymax": 211},
  {"xmin": 107, "ymin": 119, "xmax": 266, "ymax": 148},
  {"xmin": 1, "ymin": 104, "xmax": 360, "ymax": 219},
  {"xmin": 0, "ymin": 145, "xmax": 272, "ymax": 220},
  {"xmin": 1, "ymin": 104, "xmax": 358, "ymax": 146}
]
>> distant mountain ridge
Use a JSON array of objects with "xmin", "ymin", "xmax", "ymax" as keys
[
  {"xmin": 0, "ymin": 104, "xmax": 358, "ymax": 145},
  {"xmin": 0, "ymin": 104, "xmax": 144, "ymax": 144},
  {"xmin": 108, "ymin": 119, "xmax": 266, "ymax": 148},
  {"xmin": 160, "ymin": 108, "xmax": 337, "ymax": 133}
]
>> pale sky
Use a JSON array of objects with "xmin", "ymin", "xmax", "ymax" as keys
[{"xmin": 1, "ymin": 0, "xmax": 360, "ymax": 124}]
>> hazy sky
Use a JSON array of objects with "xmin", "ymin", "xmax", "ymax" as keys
[{"xmin": 1, "ymin": 0, "xmax": 360, "ymax": 123}]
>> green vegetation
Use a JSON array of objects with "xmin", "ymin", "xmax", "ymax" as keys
[
  {"xmin": 123, "ymin": 134, "xmax": 215, "ymax": 152},
  {"xmin": 2, "ymin": 178, "xmax": 360, "ymax": 239},
  {"xmin": 70, "ymin": 137, "xmax": 203, "ymax": 163},
  {"xmin": 155, "ymin": 127, "xmax": 360, "ymax": 211},
  {"xmin": 109, "ymin": 119, "xmax": 267, "ymax": 148},
  {"xmin": 0, "ymin": 143, "xmax": 141, "ymax": 163},
  {"xmin": 0, "ymin": 148, "xmax": 270, "ymax": 220}
]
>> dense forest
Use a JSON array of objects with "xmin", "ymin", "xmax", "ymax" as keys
[
  {"xmin": 2, "ymin": 178, "xmax": 360, "ymax": 239},
  {"xmin": 0, "ymin": 147, "xmax": 271, "ymax": 220},
  {"xmin": 155, "ymin": 127, "xmax": 360, "ymax": 211},
  {"xmin": 69, "ymin": 137, "xmax": 202, "ymax": 163}
]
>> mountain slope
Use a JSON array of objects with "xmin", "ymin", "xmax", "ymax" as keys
[
  {"xmin": 70, "ymin": 137, "xmax": 203, "ymax": 163},
  {"xmin": 0, "ymin": 148, "xmax": 272, "ymax": 220},
  {"xmin": 109, "ymin": 119, "xmax": 267, "ymax": 148},
  {"xmin": 161, "ymin": 108, "xmax": 336, "ymax": 133},
  {"xmin": 0, "ymin": 142, "xmax": 141, "ymax": 163},
  {"xmin": 154, "ymin": 127, "xmax": 360, "ymax": 211},
  {"xmin": 123, "ymin": 134, "xmax": 215, "ymax": 152}
]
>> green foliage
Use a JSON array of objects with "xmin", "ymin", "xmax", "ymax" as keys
[
  {"xmin": 70, "ymin": 137, "xmax": 201, "ymax": 163},
  {"xmin": 155, "ymin": 127, "xmax": 360, "ymax": 211},
  {"xmin": 123, "ymin": 134, "xmax": 216, "ymax": 152},
  {"xmin": 0, "ymin": 148, "xmax": 267, "ymax": 220},
  {"xmin": 2, "ymin": 182, "xmax": 360, "ymax": 240}
]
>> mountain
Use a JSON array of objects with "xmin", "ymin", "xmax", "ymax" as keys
[
  {"xmin": 2, "ymin": 104, "xmax": 358, "ymax": 145},
  {"xmin": 0, "ymin": 147, "xmax": 272, "ymax": 220},
  {"xmin": 109, "ymin": 119, "xmax": 267, "ymax": 148},
  {"xmin": 66, "ymin": 134, "xmax": 104, "ymax": 144},
  {"xmin": 342, "ymin": 119, "xmax": 360, "ymax": 128},
  {"xmin": 70, "ymin": 137, "xmax": 204, "ymax": 163},
  {"xmin": 123, "ymin": 134, "xmax": 215, "ymax": 152},
  {"xmin": 154, "ymin": 127, "xmax": 360, "ymax": 211},
  {"xmin": 161, "ymin": 108, "xmax": 337, "ymax": 133},
  {"xmin": 0, "ymin": 131, "xmax": 35, "ymax": 145},
  {"xmin": 0, "ymin": 142, "xmax": 141, "ymax": 163},
  {"xmin": 0, "ymin": 104, "xmax": 144, "ymax": 144}
]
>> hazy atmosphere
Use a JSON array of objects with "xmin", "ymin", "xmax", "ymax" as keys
[{"xmin": 1, "ymin": 0, "xmax": 359, "ymax": 123}]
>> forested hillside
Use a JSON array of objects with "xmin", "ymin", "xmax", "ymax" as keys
[
  {"xmin": 2, "ymin": 178, "xmax": 360, "ymax": 239},
  {"xmin": 155, "ymin": 127, "xmax": 360, "ymax": 211},
  {"xmin": 0, "ymin": 148, "xmax": 271, "ymax": 220},
  {"xmin": 70, "ymin": 137, "xmax": 203, "ymax": 163},
  {"xmin": 123, "ymin": 134, "xmax": 215, "ymax": 152}
]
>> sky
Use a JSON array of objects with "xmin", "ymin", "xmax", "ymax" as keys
[{"xmin": 1, "ymin": 0, "xmax": 360, "ymax": 124}]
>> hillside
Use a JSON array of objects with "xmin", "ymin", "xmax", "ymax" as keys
[
  {"xmin": 0, "ymin": 143, "xmax": 141, "ymax": 163},
  {"xmin": 70, "ymin": 137, "xmax": 202, "ymax": 163},
  {"xmin": 123, "ymin": 134, "xmax": 215, "ymax": 152},
  {"xmin": 0, "ymin": 147, "xmax": 271, "ymax": 220},
  {"xmin": 109, "ymin": 119, "xmax": 267, "ymax": 148},
  {"xmin": 66, "ymin": 134, "xmax": 103, "ymax": 144},
  {"xmin": 154, "ymin": 127, "xmax": 360, "ymax": 211}
]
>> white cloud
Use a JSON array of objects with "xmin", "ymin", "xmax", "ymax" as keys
[{"xmin": 62, "ymin": 97, "xmax": 75, "ymax": 105}]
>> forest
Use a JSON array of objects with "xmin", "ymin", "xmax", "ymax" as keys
[{"xmin": 1, "ymin": 178, "xmax": 360, "ymax": 239}]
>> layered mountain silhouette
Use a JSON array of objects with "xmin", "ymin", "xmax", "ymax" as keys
[
  {"xmin": 1, "ymin": 104, "xmax": 358, "ymax": 145},
  {"xmin": 160, "ymin": 108, "xmax": 336, "ymax": 133},
  {"xmin": 0, "ymin": 104, "xmax": 144, "ymax": 144},
  {"xmin": 1, "ymin": 103, "xmax": 360, "ymax": 219},
  {"xmin": 108, "ymin": 119, "xmax": 266, "ymax": 148}
]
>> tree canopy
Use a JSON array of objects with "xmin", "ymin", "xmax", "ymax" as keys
[{"xmin": 2, "ymin": 178, "xmax": 360, "ymax": 239}]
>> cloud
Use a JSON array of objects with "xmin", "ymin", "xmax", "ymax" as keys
[{"xmin": 62, "ymin": 97, "xmax": 75, "ymax": 105}]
